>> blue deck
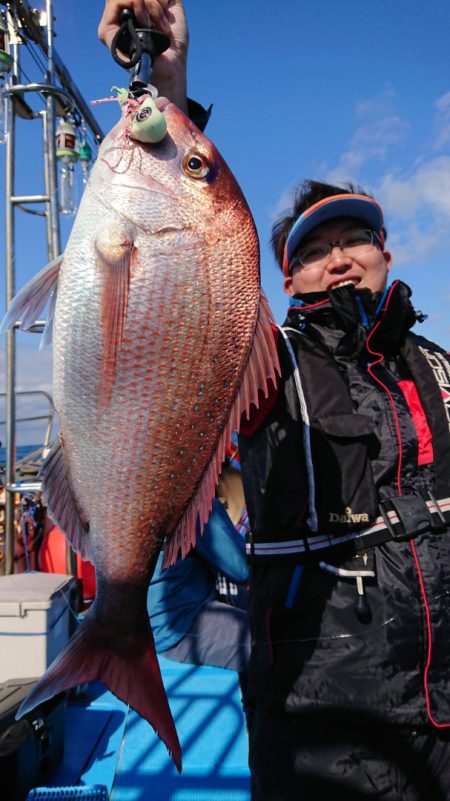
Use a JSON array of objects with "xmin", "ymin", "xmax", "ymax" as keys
[{"xmin": 46, "ymin": 657, "xmax": 251, "ymax": 801}]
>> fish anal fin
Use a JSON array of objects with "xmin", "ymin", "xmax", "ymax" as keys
[
  {"xmin": 40, "ymin": 437, "xmax": 91, "ymax": 561},
  {"xmin": 0, "ymin": 255, "xmax": 63, "ymax": 345},
  {"xmin": 16, "ymin": 615, "xmax": 182, "ymax": 772},
  {"xmin": 163, "ymin": 290, "xmax": 280, "ymax": 567},
  {"xmin": 95, "ymin": 234, "xmax": 133, "ymax": 410}
]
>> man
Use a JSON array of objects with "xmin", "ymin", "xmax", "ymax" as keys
[
  {"xmin": 239, "ymin": 180, "xmax": 450, "ymax": 800},
  {"xmin": 99, "ymin": 3, "xmax": 450, "ymax": 799}
]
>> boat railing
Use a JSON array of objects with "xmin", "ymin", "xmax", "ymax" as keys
[
  {"xmin": 0, "ymin": 388, "xmax": 55, "ymax": 479},
  {"xmin": 0, "ymin": 388, "xmax": 56, "ymax": 574}
]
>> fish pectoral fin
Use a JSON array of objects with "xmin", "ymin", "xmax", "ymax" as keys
[
  {"xmin": 163, "ymin": 290, "xmax": 281, "ymax": 568},
  {"xmin": 40, "ymin": 437, "xmax": 92, "ymax": 561},
  {"xmin": 16, "ymin": 615, "xmax": 182, "ymax": 773},
  {"xmin": 0, "ymin": 254, "xmax": 63, "ymax": 347},
  {"xmin": 95, "ymin": 233, "xmax": 133, "ymax": 410}
]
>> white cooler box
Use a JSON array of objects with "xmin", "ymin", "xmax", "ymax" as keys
[{"xmin": 0, "ymin": 572, "xmax": 77, "ymax": 683}]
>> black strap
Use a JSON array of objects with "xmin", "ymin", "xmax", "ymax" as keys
[
  {"xmin": 350, "ymin": 493, "xmax": 449, "ymax": 552},
  {"xmin": 111, "ymin": 13, "xmax": 143, "ymax": 69}
]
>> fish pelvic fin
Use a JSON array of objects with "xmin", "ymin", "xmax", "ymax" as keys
[
  {"xmin": 95, "ymin": 235, "xmax": 133, "ymax": 412},
  {"xmin": 163, "ymin": 290, "xmax": 280, "ymax": 567},
  {"xmin": 40, "ymin": 437, "xmax": 92, "ymax": 562},
  {"xmin": 16, "ymin": 614, "xmax": 182, "ymax": 773},
  {"xmin": 0, "ymin": 254, "xmax": 63, "ymax": 347}
]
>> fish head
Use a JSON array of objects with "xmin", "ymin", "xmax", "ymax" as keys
[{"xmin": 89, "ymin": 96, "xmax": 259, "ymax": 273}]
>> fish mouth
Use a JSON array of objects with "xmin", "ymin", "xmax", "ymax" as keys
[
  {"xmin": 92, "ymin": 166, "xmax": 178, "ymax": 204},
  {"xmin": 155, "ymin": 96, "xmax": 171, "ymax": 113},
  {"xmin": 89, "ymin": 186, "xmax": 187, "ymax": 236},
  {"xmin": 108, "ymin": 179, "xmax": 177, "ymax": 199}
]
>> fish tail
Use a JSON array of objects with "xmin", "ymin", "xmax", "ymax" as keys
[{"xmin": 15, "ymin": 616, "xmax": 182, "ymax": 772}]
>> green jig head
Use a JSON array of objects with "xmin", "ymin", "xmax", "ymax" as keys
[{"xmin": 130, "ymin": 96, "xmax": 167, "ymax": 143}]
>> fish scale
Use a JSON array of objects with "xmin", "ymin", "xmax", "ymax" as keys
[{"xmin": 1, "ymin": 95, "xmax": 280, "ymax": 771}]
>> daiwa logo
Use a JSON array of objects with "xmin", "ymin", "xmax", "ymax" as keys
[
  {"xmin": 419, "ymin": 347, "xmax": 450, "ymax": 432},
  {"xmin": 329, "ymin": 506, "xmax": 369, "ymax": 524}
]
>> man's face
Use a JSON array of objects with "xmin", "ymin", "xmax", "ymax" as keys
[{"xmin": 284, "ymin": 217, "xmax": 392, "ymax": 297}]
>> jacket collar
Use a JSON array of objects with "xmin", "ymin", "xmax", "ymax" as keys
[{"xmin": 284, "ymin": 280, "xmax": 420, "ymax": 359}]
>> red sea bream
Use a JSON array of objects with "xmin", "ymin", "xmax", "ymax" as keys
[{"xmin": 1, "ymin": 94, "xmax": 280, "ymax": 770}]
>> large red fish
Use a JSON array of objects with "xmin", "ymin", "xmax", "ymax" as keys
[{"xmin": 1, "ymin": 95, "xmax": 279, "ymax": 770}]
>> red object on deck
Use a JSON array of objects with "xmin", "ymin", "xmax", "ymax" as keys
[{"xmin": 39, "ymin": 523, "xmax": 96, "ymax": 602}]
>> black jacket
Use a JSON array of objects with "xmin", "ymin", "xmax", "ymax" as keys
[
  {"xmin": 240, "ymin": 280, "xmax": 450, "ymax": 726},
  {"xmin": 240, "ymin": 281, "xmax": 450, "ymax": 552}
]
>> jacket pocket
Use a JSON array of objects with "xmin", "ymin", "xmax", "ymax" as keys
[{"xmin": 310, "ymin": 413, "xmax": 379, "ymax": 532}]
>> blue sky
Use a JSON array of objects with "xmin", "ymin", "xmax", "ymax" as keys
[{"xmin": 1, "ymin": 0, "xmax": 450, "ymax": 443}]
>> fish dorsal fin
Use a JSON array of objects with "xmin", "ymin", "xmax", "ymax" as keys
[
  {"xmin": 40, "ymin": 437, "xmax": 92, "ymax": 562},
  {"xmin": 95, "ymin": 236, "xmax": 132, "ymax": 410},
  {"xmin": 0, "ymin": 255, "xmax": 63, "ymax": 346},
  {"xmin": 163, "ymin": 290, "xmax": 280, "ymax": 567}
]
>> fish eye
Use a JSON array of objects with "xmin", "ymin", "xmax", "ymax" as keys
[{"xmin": 182, "ymin": 152, "xmax": 210, "ymax": 179}]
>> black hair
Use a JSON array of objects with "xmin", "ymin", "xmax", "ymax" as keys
[{"xmin": 270, "ymin": 179, "xmax": 388, "ymax": 271}]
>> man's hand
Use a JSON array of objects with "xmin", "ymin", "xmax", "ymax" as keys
[{"xmin": 98, "ymin": 0, "xmax": 188, "ymax": 112}]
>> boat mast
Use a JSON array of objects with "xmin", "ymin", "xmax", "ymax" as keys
[{"xmin": 3, "ymin": 0, "xmax": 104, "ymax": 574}]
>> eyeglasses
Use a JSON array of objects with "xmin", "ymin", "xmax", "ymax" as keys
[{"xmin": 291, "ymin": 228, "xmax": 382, "ymax": 272}]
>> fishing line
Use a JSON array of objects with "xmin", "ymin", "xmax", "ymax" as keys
[
  {"xmin": 74, "ymin": 705, "xmax": 121, "ymax": 784},
  {"xmin": 22, "ymin": 38, "xmax": 49, "ymax": 80},
  {"xmin": 109, "ymin": 705, "xmax": 131, "ymax": 799},
  {"xmin": 16, "ymin": 63, "xmax": 42, "ymax": 96},
  {"xmin": 12, "ymin": 56, "xmax": 47, "ymax": 112},
  {"xmin": 58, "ymin": 585, "xmax": 81, "ymax": 627}
]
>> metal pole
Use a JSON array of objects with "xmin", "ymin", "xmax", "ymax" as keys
[
  {"xmin": 41, "ymin": 109, "xmax": 54, "ymax": 258},
  {"xmin": 11, "ymin": 0, "xmax": 104, "ymax": 143},
  {"xmin": 12, "ymin": 194, "xmax": 49, "ymax": 203},
  {"xmin": 4, "ymin": 28, "xmax": 19, "ymax": 575},
  {"xmin": 44, "ymin": 0, "xmax": 60, "ymax": 261},
  {"xmin": 43, "ymin": 0, "xmax": 74, "ymax": 577}
]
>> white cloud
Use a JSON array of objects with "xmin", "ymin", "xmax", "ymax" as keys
[
  {"xmin": 326, "ymin": 116, "xmax": 409, "ymax": 185},
  {"xmin": 323, "ymin": 85, "xmax": 410, "ymax": 185},
  {"xmin": 377, "ymin": 156, "xmax": 450, "ymax": 222},
  {"xmin": 434, "ymin": 91, "xmax": 450, "ymax": 150},
  {"xmin": 320, "ymin": 89, "xmax": 450, "ymax": 269},
  {"xmin": 382, "ymin": 222, "xmax": 449, "ymax": 266},
  {"xmin": 435, "ymin": 92, "xmax": 450, "ymax": 113},
  {"xmin": 355, "ymin": 83, "xmax": 396, "ymax": 119},
  {"xmin": 270, "ymin": 86, "xmax": 413, "ymax": 221},
  {"xmin": 372, "ymin": 154, "xmax": 450, "ymax": 270}
]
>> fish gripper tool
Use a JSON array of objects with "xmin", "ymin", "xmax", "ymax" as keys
[{"xmin": 111, "ymin": 9, "xmax": 170, "ymax": 97}]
